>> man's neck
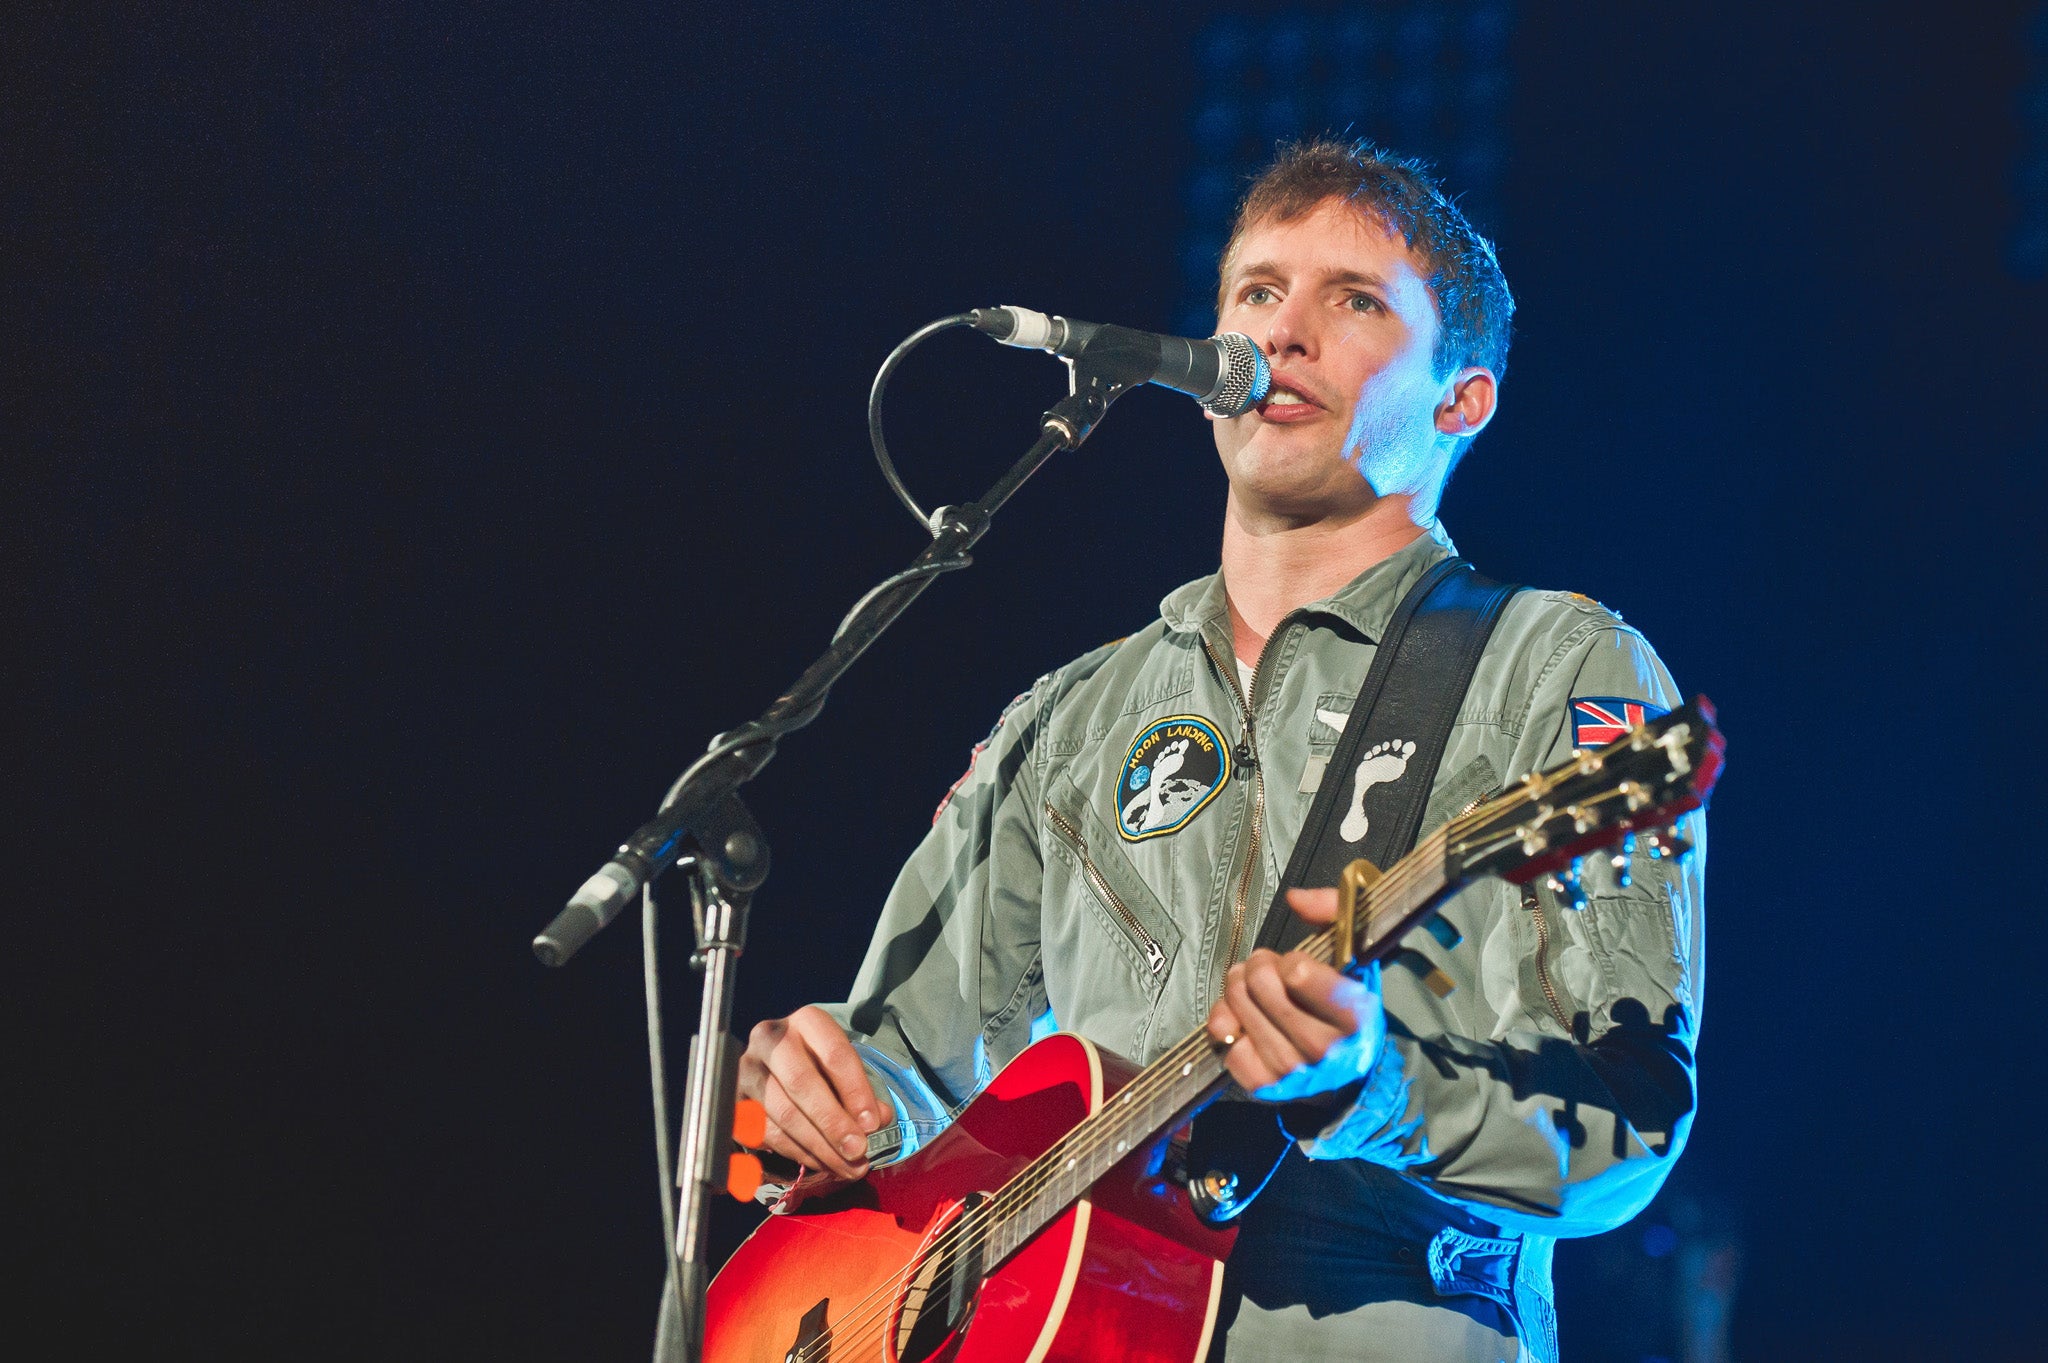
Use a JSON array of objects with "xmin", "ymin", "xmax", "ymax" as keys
[{"xmin": 1221, "ymin": 492, "xmax": 1431, "ymax": 663}]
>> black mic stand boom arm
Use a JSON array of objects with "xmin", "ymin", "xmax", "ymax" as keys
[{"xmin": 533, "ymin": 351, "xmax": 1137, "ymax": 968}]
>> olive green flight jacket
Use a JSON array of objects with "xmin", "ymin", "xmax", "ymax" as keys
[{"xmin": 818, "ymin": 524, "xmax": 1705, "ymax": 1254}]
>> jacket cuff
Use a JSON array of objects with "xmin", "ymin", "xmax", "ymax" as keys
[
  {"xmin": 851, "ymin": 1044, "xmax": 955, "ymax": 1167},
  {"xmin": 1292, "ymin": 1034, "xmax": 1426, "ymax": 1166},
  {"xmin": 749, "ymin": 1049, "xmax": 955, "ymax": 1207}
]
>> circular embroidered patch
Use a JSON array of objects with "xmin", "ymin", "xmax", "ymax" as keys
[{"xmin": 1116, "ymin": 714, "xmax": 1232, "ymax": 841}]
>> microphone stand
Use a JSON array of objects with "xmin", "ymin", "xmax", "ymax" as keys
[
  {"xmin": 656, "ymin": 794, "xmax": 764, "ymax": 1363},
  {"xmin": 536, "ymin": 344, "xmax": 1158, "ymax": 1363}
]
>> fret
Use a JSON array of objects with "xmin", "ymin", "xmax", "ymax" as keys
[{"xmin": 1358, "ymin": 859, "xmax": 1448, "ymax": 957}]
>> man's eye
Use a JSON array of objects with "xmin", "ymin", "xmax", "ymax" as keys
[
  {"xmin": 1347, "ymin": 293, "xmax": 1381, "ymax": 313},
  {"xmin": 1244, "ymin": 286, "xmax": 1275, "ymax": 305}
]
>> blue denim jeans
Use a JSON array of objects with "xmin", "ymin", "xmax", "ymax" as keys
[{"xmin": 1210, "ymin": 1150, "xmax": 1537, "ymax": 1362}]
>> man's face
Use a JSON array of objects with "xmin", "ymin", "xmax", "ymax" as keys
[{"xmin": 1213, "ymin": 198, "xmax": 1462, "ymax": 523}]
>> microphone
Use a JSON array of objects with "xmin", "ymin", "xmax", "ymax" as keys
[{"xmin": 968, "ymin": 306, "xmax": 1270, "ymax": 418}]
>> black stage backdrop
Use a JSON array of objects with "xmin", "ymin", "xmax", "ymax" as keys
[{"xmin": 11, "ymin": 4, "xmax": 2047, "ymax": 1359}]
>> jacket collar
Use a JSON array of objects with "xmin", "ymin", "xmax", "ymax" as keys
[{"xmin": 1158, "ymin": 521, "xmax": 1460, "ymax": 647}]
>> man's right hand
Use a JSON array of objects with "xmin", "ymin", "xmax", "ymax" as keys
[{"xmin": 738, "ymin": 1005, "xmax": 882, "ymax": 1181}]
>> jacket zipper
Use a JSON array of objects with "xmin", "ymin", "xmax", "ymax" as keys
[
  {"xmin": 1201, "ymin": 632, "xmax": 1278, "ymax": 971},
  {"xmin": 1044, "ymin": 802, "xmax": 1165, "ymax": 975},
  {"xmin": 1523, "ymin": 885, "xmax": 1574, "ymax": 1034}
]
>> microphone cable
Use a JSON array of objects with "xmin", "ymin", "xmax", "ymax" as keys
[{"xmin": 866, "ymin": 313, "xmax": 978, "ymax": 534}]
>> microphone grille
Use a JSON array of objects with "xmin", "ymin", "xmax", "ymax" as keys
[{"xmin": 1203, "ymin": 333, "xmax": 1270, "ymax": 418}]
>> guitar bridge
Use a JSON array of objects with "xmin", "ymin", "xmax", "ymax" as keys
[{"xmin": 784, "ymin": 1296, "xmax": 829, "ymax": 1362}]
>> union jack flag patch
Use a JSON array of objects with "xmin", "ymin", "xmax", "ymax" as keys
[{"xmin": 1570, "ymin": 696, "xmax": 1667, "ymax": 748}]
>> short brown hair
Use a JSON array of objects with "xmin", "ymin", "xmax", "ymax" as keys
[{"xmin": 1217, "ymin": 138, "xmax": 1514, "ymax": 381}]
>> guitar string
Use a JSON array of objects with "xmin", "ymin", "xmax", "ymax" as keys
[{"xmin": 786, "ymin": 836, "xmax": 1452, "ymax": 1363}]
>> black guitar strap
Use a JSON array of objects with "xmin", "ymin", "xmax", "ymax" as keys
[
  {"xmin": 1255, "ymin": 556, "xmax": 1521, "ymax": 954},
  {"xmin": 1184, "ymin": 556, "xmax": 1520, "ymax": 1230}
]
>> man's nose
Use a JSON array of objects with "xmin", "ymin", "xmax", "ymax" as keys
[{"xmin": 1259, "ymin": 296, "xmax": 1317, "ymax": 360}]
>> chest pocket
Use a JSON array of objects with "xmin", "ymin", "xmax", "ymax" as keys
[
  {"xmin": 1041, "ymin": 770, "xmax": 1183, "ymax": 1048},
  {"xmin": 1296, "ymin": 691, "xmax": 1359, "ymax": 794}
]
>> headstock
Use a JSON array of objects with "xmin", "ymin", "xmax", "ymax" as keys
[{"xmin": 1445, "ymin": 695, "xmax": 1723, "ymax": 896}]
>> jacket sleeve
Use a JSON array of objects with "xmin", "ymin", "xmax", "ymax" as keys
[
  {"xmin": 812, "ymin": 682, "xmax": 1051, "ymax": 1165},
  {"xmin": 1291, "ymin": 620, "xmax": 1707, "ymax": 1239}
]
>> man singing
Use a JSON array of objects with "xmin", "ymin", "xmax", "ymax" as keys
[{"xmin": 737, "ymin": 138, "xmax": 1705, "ymax": 1361}]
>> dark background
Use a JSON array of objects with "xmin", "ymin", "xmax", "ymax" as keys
[{"xmin": 11, "ymin": 2, "xmax": 2048, "ymax": 1359}]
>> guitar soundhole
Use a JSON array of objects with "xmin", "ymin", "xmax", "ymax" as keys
[{"xmin": 894, "ymin": 1191, "xmax": 986, "ymax": 1363}]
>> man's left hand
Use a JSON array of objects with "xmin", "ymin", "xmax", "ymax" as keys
[{"xmin": 1204, "ymin": 887, "xmax": 1387, "ymax": 1102}]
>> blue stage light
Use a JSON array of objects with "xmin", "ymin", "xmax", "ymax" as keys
[
  {"xmin": 1266, "ymin": 17, "xmax": 1313, "ymax": 71},
  {"xmin": 1198, "ymin": 17, "xmax": 1252, "ymax": 74},
  {"xmin": 1193, "ymin": 99, "xmax": 1240, "ymax": 151},
  {"xmin": 1260, "ymin": 95, "xmax": 1305, "ymax": 144},
  {"xmin": 1394, "ymin": 8, "xmax": 1444, "ymax": 66},
  {"xmin": 1334, "ymin": 11, "xmax": 1384, "ymax": 61},
  {"xmin": 1463, "ymin": 2, "xmax": 1512, "ymax": 61}
]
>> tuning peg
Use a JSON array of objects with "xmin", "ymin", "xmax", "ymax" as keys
[
  {"xmin": 1643, "ymin": 826, "xmax": 1689, "ymax": 861},
  {"xmin": 1646, "ymin": 823, "xmax": 1694, "ymax": 862},
  {"xmin": 1608, "ymin": 832, "xmax": 1636, "ymax": 888},
  {"xmin": 1545, "ymin": 857, "xmax": 1590, "ymax": 911},
  {"xmin": 1518, "ymin": 825, "xmax": 1548, "ymax": 856}
]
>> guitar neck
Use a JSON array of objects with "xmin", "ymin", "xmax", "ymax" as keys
[{"xmin": 982, "ymin": 824, "xmax": 1458, "ymax": 1264}]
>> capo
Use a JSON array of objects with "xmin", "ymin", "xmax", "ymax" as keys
[{"xmin": 1335, "ymin": 858, "xmax": 1383, "ymax": 970}]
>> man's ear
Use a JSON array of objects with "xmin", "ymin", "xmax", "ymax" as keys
[{"xmin": 1435, "ymin": 367, "xmax": 1498, "ymax": 440}]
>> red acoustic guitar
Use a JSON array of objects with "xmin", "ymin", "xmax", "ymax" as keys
[{"xmin": 705, "ymin": 699, "xmax": 1723, "ymax": 1362}]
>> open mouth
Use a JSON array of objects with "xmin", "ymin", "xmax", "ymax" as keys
[{"xmin": 1258, "ymin": 377, "xmax": 1321, "ymax": 415}]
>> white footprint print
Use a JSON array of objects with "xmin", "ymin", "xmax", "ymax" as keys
[
  {"xmin": 1339, "ymin": 739, "xmax": 1417, "ymax": 842},
  {"xmin": 1136, "ymin": 737, "xmax": 1191, "ymax": 830}
]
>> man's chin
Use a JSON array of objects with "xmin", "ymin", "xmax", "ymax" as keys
[
  {"xmin": 1223, "ymin": 436, "xmax": 1357, "ymax": 495},
  {"xmin": 1225, "ymin": 473, "xmax": 1378, "ymax": 529}
]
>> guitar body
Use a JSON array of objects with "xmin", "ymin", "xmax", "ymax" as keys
[{"xmin": 705, "ymin": 1033, "xmax": 1236, "ymax": 1363}]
